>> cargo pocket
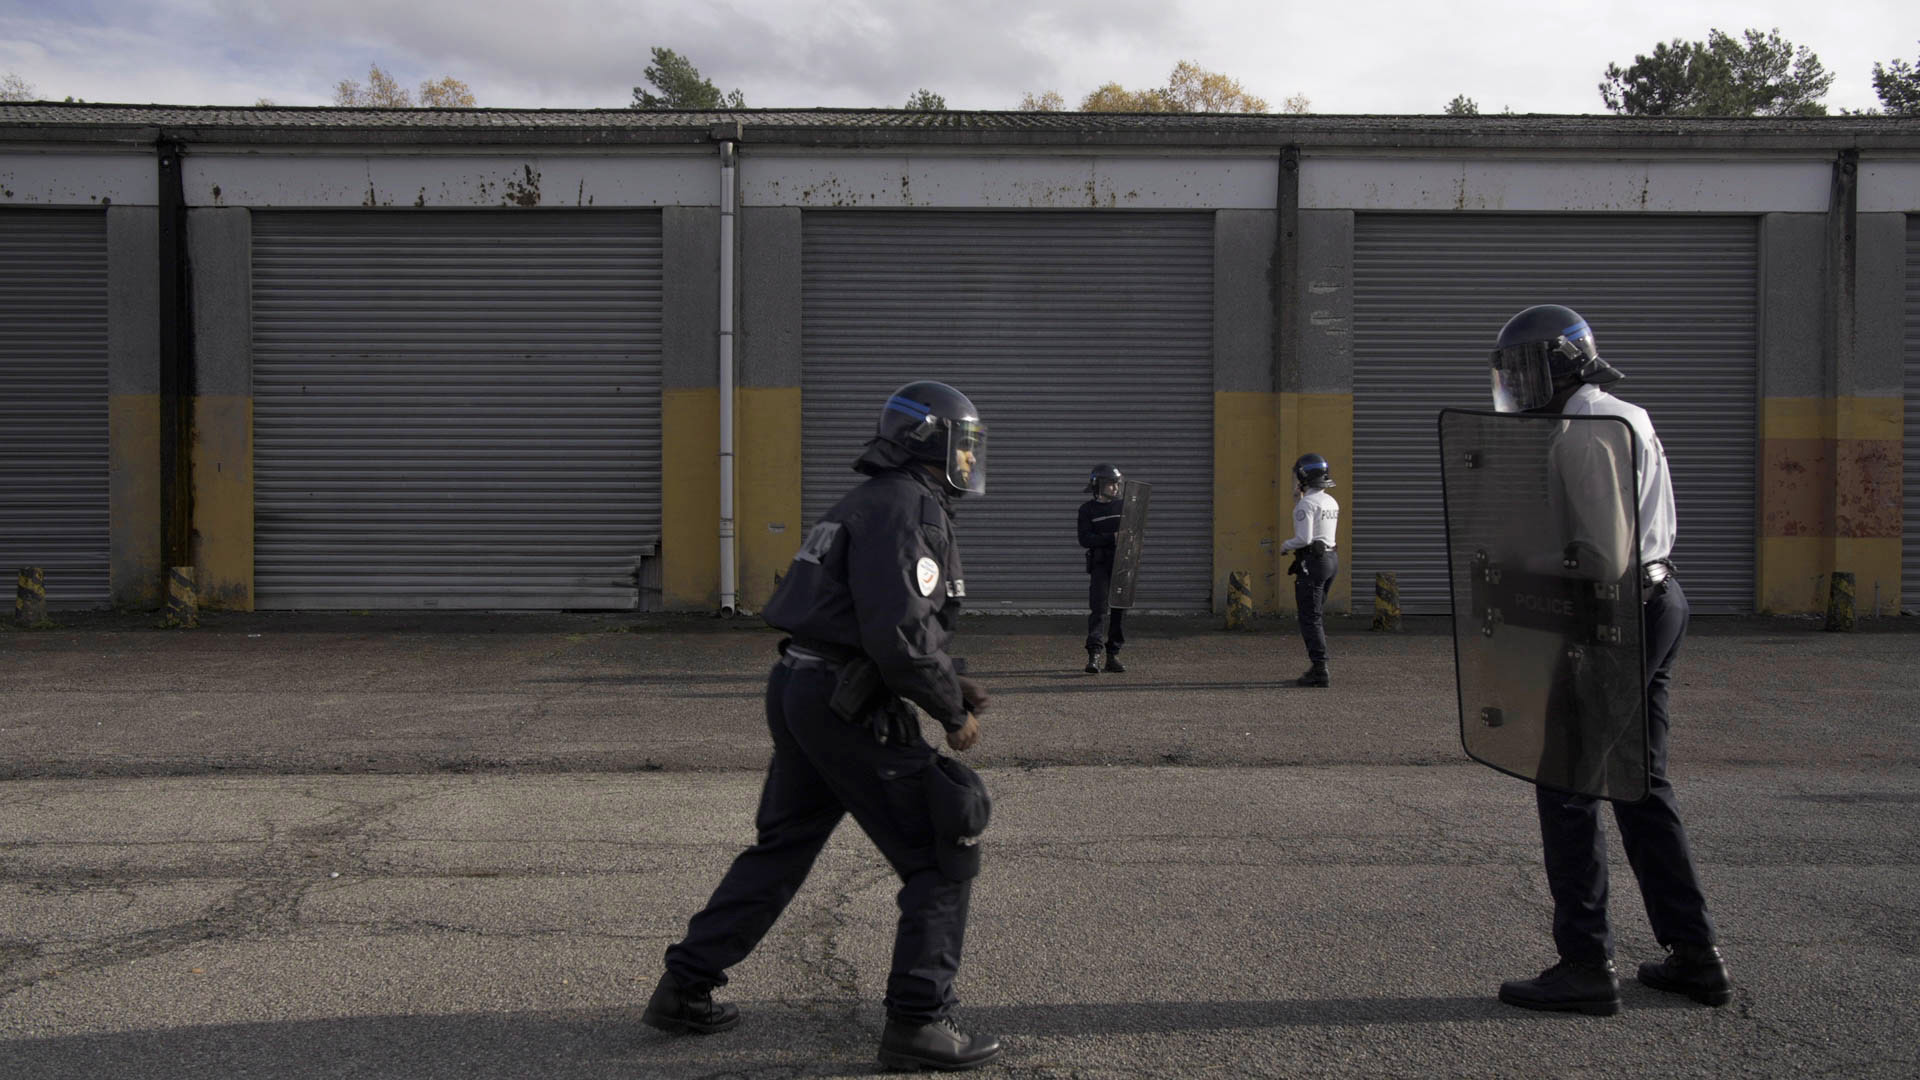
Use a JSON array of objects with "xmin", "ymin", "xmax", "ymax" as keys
[{"xmin": 877, "ymin": 754, "xmax": 936, "ymax": 853}]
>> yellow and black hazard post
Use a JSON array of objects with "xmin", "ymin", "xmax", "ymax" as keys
[
  {"xmin": 163, "ymin": 565, "xmax": 199, "ymax": 629},
  {"xmin": 15, "ymin": 566, "xmax": 48, "ymax": 627},
  {"xmin": 1226, "ymin": 569, "xmax": 1253, "ymax": 630},
  {"xmin": 1371, "ymin": 571, "xmax": 1401, "ymax": 632},
  {"xmin": 1824, "ymin": 570, "xmax": 1855, "ymax": 632}
]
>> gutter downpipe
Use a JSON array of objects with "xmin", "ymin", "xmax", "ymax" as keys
[{"xmin": 718, "ymin": 136, "xmax": 739, "ymax": 614}]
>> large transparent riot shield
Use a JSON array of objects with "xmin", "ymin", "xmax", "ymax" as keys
[
  {"xmin": 1438, "ymin": 409, "xmax": 1649, "ymax": 802},
  {"xmin": 1107, "ymin": 480, "xmax": 1152, "ymax": 610}
]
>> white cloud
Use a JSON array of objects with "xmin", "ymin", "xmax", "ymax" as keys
[{"xmin": 1, "ymin": 0, "xmax": 1913, "ymax": 112}]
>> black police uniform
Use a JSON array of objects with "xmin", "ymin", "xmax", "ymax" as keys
[
  {"xmin": 1532, "ymin": 387, "xmax": 1715, "ymax": 964},
  {"xmin": 663, "ymin": 457, "xmax": 975, "ymax": 1025},
  {"xmin": 1077, "ymin": 496, "xmax": 1125, "ymax": 659},
  {"xmin": 1537, "ymin": 572, "xmax": 1713, "ymax": 960}
]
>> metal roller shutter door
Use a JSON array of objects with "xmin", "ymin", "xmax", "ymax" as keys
[
  {"xmin": 1353, "ymin": 214, "xmax": 1758, "ymax": 614},
  {"xmin": 1904, "ymin": 214, "xmax": 1920, "ymax": 613},
  {"xmin": 801, "ymin": 211, "xmax": 1214, "ymax": 611},
  {"xmin": 0, "ymin": 210, "xmax": 110, "ymax": 609},
  {"xmin": 252, "ymin": 211, "xmax": 663, "ymax": 609}
]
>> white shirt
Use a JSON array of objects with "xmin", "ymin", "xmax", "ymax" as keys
[
  {"xmin": 1560, "ymin": 384, "xmax": 1677, "ymax": 564},
  {"xmin": 1281, "ymin": 489, "xmax": 1339, "ymax": 552}
]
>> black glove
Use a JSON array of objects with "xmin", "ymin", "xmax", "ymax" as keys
[
  {"xmin": 957, "ymin": 675, "xmax": 990, "ymax": 715},
  {"xmin": 1286, "ymin": 553, "xmax": 1304, "ymax": 576}
]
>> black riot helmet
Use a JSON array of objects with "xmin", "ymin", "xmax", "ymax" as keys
[
  {"xmin": 874, "ymin": 380, "xmax": 987, "ymax": 496},
  {"xmin": 1293, "ymin": 453, "xmax": 1335, "ymax": 491},
  {"xmin": 1489, "ymin": 304, "xmax": 1625, "ymax": 413},
  {"xmin": 1084, "ymin": 462, "xmax": 1123, "ymax": 498}
]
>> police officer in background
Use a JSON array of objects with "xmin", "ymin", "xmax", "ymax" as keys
[
  {"xmin": 643, "ymin": 381, "xmax": 1001, "ymax": 1071},
  {"xmin": 1282, "ymin": 453, "xmax": 1340, "ymax": 687},
  {"xmin": 1487, "ymin": 305, "xmax": 1733, "ymax": 1016},
  {"xmin": 1077, "ymin": 463, "xmax": 1127, "ymax": 674}
]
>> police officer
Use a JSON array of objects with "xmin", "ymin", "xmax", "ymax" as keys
[
  {"xmin": 1077, "ymin": 463, "xmax": 1127, "ymax": 674},
  {"xmin": 1487, "ymin": 305, "xmax": 1733, "ymax": 1016},
  {"xmin": 1282, "ymin": 453, "xmax": 1340, "ymax": 687},
  {"xmin": 643, "ymin": 380, "xmax": 1002, "ymax": 1071}
]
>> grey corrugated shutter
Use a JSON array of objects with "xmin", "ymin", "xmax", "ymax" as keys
[
  {"xmin": 800, "ymin": 211, "xmax": 1214, "ymax": 611},
  {"xmin": 0, "ymin": 210, "xmax": 109, "ymax": 609},
  {"xmin": 1353, "ymin": 214, "xmax": 1758, "ymax": 614},
  {"xmin": 252, "ymin": 211, "xmax": 663, "ymax": 609},
  {"xmin": 1905, "ymin": 215, "xmax": 1920, "ymax": 612}
]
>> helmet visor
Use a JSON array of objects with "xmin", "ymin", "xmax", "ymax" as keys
[
  {"xmin": 1489, "ymin": 343, "xmax": 1556, "ymax": 413},
  {"xmin": 947, "ymin": 420, "xmax": 986, "ymax": 495}
]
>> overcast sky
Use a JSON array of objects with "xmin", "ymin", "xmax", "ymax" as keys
[{"xmin": 2, "ymin": 0, "xmax": 1914, "ymax": 114}]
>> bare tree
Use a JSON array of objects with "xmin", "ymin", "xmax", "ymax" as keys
[{"xmin": 1, "ymin": 71, "xmax": 37, "ymax": 102}]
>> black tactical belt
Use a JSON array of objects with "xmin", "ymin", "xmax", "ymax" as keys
[{"xmin": 780, "ymin": 637, "xmax": 860, "ymax": 668}]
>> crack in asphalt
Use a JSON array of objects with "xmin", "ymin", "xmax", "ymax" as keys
[{"xmin": 0, "ymin": 789, "xmax": 427, "ymax": 999}]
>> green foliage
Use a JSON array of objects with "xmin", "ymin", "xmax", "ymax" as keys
[
  {"xmin": 1600, "ymin": 27, "xmax": 1833, "ymax": 116},
  {"xmin": 1016, "ymin": 89, "xmax": 1065, "ymax": 111},
  {"xmin": 631, "ymin": 47, "xmax": 745, "ymax": 110},
  {"xmin": 1444, "ymin": 94, "xmax": 1479, "ymax": 116},
  {"xmin": 1872, "ymin": 42, "xmax": 1920, "ymax": 115},
  {"xmin": 904, "ymin": 88, "xmax": 946, "ymax": 111}
]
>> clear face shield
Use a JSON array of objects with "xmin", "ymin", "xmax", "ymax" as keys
[
  {"xmin": 946, "ymin": 420, "xmax": 986, "ymax": 496},
  {"xmin": 1097, "ymin": 478, "xmax": 1122, "ymax": 501},
  {"xmin": 1489, "ymin": 326, "xmax": 1600, "ymax": 413}
]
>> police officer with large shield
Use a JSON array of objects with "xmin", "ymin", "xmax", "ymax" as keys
[
  {"xmin": 643, "ymin": 380, "xmax": 1001, "ymax": 1071},
  {"xmin": 1077, "ymin": 464, "xmax": 1145, "ymax": 673},
  {"xmin": 1443, "ymin": 305, "xmax": 1732, "ymax": 1016}
]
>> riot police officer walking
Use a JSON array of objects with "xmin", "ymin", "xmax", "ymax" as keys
[
  {"xmin": 1077, "ymin": 463, "xmax": 1128, "ymax": 673},
  {"xmin": 643, "ymin": 380, "xmax": 1002, "ymax": 1071},
  {"xmin": 1282, "ymin": 453, "xmax": 1340, "ymax": 687},
  {"xmin": 1484, "ymin": 305, "xmax": 1733, "ymax": 1016}
]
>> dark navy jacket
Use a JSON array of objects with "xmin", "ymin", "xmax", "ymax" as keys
[
  {"xmin": 1078, "ymin": 497, "xmax": 1121, "ymax": 572},
  {"xmin": 761, "ymin": 467, "xmax": 967, "ymax": 730}
]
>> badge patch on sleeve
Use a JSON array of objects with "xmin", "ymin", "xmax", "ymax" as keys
[{"xmin": 915, "ymin": 557, "xmax": 941, "ymax": 597}]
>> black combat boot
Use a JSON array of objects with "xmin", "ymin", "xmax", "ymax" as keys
[
  {"xmin": 1638, "ymin": 943, "xmax": 1733, "ymax": 1006},
  {"xmin": 1498, "ymin": 957, "xmax": 1620, "ymax": 1016},
  {"xmin": 1084, "ymin": 650, "xmax": 1101, "ymax": 674},
  {"xmin": 640, "ymin": 972, "xmax": 740, "ymax": 1034},
  {"xmin": 1103, "ymin": 652, "xmax": 1126, "ymax": 673},
  {"xmin": 1296, "ymin": 661, "xmax": 1329, "ymax": 687},
  {"xmin": 877, "ymin": 1016, "xmax": 1002, "ymax": 1071}
]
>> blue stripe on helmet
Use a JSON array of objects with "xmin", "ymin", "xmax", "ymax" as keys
[
  {"xmin": 1563, "ymin": 320, "xmax": 1590, "ymax": 339},
  {"xmin": 884, "ymin": 396, "xmax": 931, "ymax": 419}
]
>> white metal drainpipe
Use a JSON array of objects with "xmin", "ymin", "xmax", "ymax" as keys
[{"xmin": 718, "ymin": 139, "xmax": 739, "ymax": 614}]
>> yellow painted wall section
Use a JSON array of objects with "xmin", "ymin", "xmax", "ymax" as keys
[
  {"xmin": 1214, "ymin": 391, "xmax": 1278, "ymax": 612},
  {"xmin": 190, "ymin": 395, "xmax": 253, "ymax": 610},
  {"xmin": 735, "ymin": 387, "xmax": 804, "ymax": 613},
  {"xmin": 108, "ymin": 393, "xmax": 163, "ymax": 609},
  {"xmin": 1277, "ymin": 393, "xmax": 1354, "ymax": 613},
  {"xmin": 662, "ymin": 387, "xmax": 720, "ymax": 610},
  {"xmin": 1758, "ymin": 396, "xmax": 1903, "ymax": 614}
]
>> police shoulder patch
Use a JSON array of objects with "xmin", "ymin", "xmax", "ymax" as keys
[{"xmin": 915, "ymin": 556, "xmax": 941, "ymax": 597}]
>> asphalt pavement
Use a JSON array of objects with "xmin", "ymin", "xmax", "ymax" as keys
[{"xmin": 2, "ymin": 611, "xmax": 1916, "ymax": 1078}]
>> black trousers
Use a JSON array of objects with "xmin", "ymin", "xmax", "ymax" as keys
[
  {"xmin": 1535, "ymin": 576, "xmax": 1717, "ymax": 961},
  {"xmin": 1292, "ymin": 548, "xmax": 1339, "ymax": 664},
  {"xmin": 664, "ymin": 660, "xmax": 972, "ymax": 1023},
  {"xmin": 1086, "ymin": 563, "xmax": 1126, "ymax": 655}
]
